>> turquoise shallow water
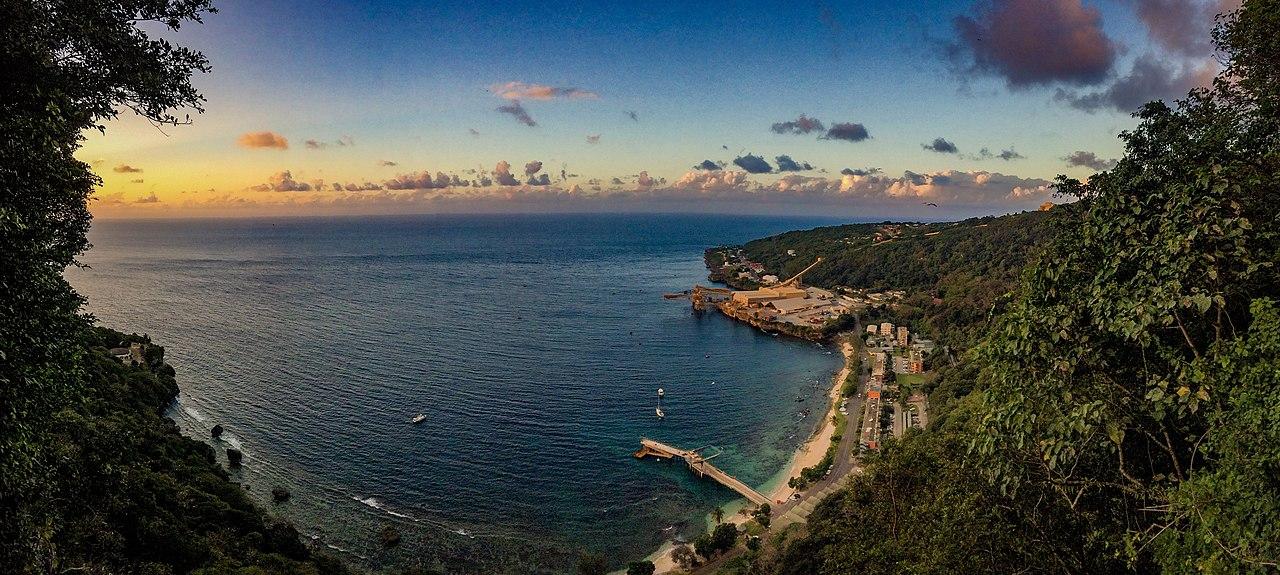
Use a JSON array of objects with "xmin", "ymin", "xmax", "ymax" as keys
[{"xmin": 67, "ymin": 213, "xmax": 847, "ymax": 571}]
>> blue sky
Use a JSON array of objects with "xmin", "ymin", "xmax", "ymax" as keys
[{"xmin": 83, "ymin": 0, "xmax": 1232, "ymax": 218}]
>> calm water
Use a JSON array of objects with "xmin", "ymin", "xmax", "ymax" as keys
[{"xmin": 68, "ymin": 213, "xmax": 847, "ymax": 572}]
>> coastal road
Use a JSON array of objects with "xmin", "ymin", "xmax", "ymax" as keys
[{"xmin": 770, "ymin": 338, "xmax": 867, "ymax": 529}]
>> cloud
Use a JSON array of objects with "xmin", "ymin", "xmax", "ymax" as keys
[
  {"xmin": 586, "ymin": 134, "xmax": 601, "ymax": 144},
  {"xmin": 1130, "ymin": 0, "xmax": 1226, "ymax": 57},
  {"xmin": 237, "ymin": 131, "xmax": 289, "ymax": 150},
  {"xmin": 771, "ymin": 114, "xmax": 826, "ymax": 135},
  {"xmin": 524, "ymin": 161, "xmax": 544, "ymax": 176},
  {"xmin": 733, "ymin": 154, "xmax": 774, "ymax": 174},
  {"xmin": 841, "ymin": 167, "xmax": 882, "ymax": 176},
  {"xmin": 304, "ymin": 135, "xmax": 354, "ymax": 150},
  {"xmin": 378, "ymin": 160, "xmax": 398, "ymax": 167},
  {"xmin": 148, "ymin": 168, "xmax": 1060, "ymax": 218},
  {"xmin": 693, "ymin": 159, "xmax": 725, "ymax": 171},
  {"xmin": 113, "ymin": 164, "xmax": 143, "ymax": 173},
  {"xmin": 491, "ymin": 82, "xmax": 598, "ymax": 100},
  {"xmin": 250, "ymin": 170, "xmax": 312, "ymax": 192},
  {"xmin": 774, "ymin": 155, "xmax": 815, "ymax": 172},
  {"xmin": 469, "ymin": 128, "xmax": 481, "ymax": 136},
  {"xmin": 922, "ymin": 137, "xmax": 960, "ymax": 154},
  {"xmin": 497, "ymin": 101, "xmax": 537, "ymax": 127},
  {"xmin": 671, "ymin": 170, "xmax": 755, "ymax": 194},
  {"xmin": 950, "ymin": 0, "xmax": 1116, "ymax": 88},
  {"xmin": 1055, "ymin": 54, "xmax": 1215, "ymax": 113},
  {"xmin": 527, "ymin": 174, "xmax": 551, "ymax": 186},
  {"xmin": 134, "ymin": 192, "xmax": 159, "ymax": 204},
  {"xmin": 334, "ymin": 182, "xmax": 384, "ymax": 191},
  {"xmin": 997, "ymin": 148, "xmax": 1025, "ymax": 160},
  {"xmin": 383, "ymin": 171, "xmax": 464, "ymax": 190},
  {"xmin": 1063, "ymin": 150, "xmax": 1117, "ymax": 170},
  {"xmin": 493, "ymin": 161, "xmax": 521, "ymax": 186},
  {"xmin": 821, "ymin": 122, "xmax": 870, "ymax": 142},
  {"xmin": 625, "ymin": 110, "xmax": 639, "ymax": 122}
]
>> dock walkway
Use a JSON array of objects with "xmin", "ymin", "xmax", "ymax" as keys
[{"xmin": 635, "ymin": 438, "xmax": 769, "ymax": 506}]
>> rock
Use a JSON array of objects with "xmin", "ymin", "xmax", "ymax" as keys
[
  {"xmin": 226, "ymin": 448, "xmax": 243, "ymax": 468},
  {"xmin": 380, "ymin": 525, "xmax": 401, "ymax": 548},
  {"xmin": 272, "ymin": 486, "xmax": 291, "ymax": 503},
  {"xmin": 211, "ymin": 424, "xmax": 224, "ymax": 439}
]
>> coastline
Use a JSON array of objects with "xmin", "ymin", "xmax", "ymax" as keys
[{"xmin": 646, "ymin": 334, "xmax": 855, "ymax": 574}]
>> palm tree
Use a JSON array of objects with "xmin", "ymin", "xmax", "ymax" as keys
[{"xmin": 712, "ymin": 506, "xmax": 724, "ymax": 524}]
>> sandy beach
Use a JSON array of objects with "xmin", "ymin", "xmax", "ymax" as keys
[{"xmin": 646, "ymin": 335, "xmax": 856, "ymax": 574}]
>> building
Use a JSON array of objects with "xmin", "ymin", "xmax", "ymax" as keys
[
  {"xmin": 879, "ymin": 322, "xmax": 894, "ymax": 337},
  {"xmin": 911, "ymin": 339, "xmax": 936, "ymax": 353},
  {"xmin": 730, "ymin": 285, "xmax": 807, "ymax": 306},
  {"xmin": 866, "ymin": 324, "xmax": 878, "ymax": 334},
  {"xmin": 896, "ymin": 326, "xmax": 909, "ymax": 347},
  {"xmin": 766, "ymin": 297, "xmax": 822, "ymax": 315},
  {"xmin": 760, "ymin": 274, "xmax": 779, "ymax": 284},
  {"xmin": 909, "ymin": 349, "xmax": 924, "ymax": 374}
]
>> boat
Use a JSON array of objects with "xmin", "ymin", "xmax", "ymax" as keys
[
  {"xmin": 409, "ymin": 414, "xmax": 427, "ymax": 424},
  {"xmin": 655, "ymin": 407, "xmax": 665, "ymax": 419}
]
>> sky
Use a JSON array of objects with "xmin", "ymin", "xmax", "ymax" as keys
[{"xmin": 81, "ymin": 0, "xmax": 1237, "ymax": 219}]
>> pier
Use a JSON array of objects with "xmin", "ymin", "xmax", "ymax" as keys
[{"xmin": 634, "ymin": 438, "xmax": 770, "ymax": 506}]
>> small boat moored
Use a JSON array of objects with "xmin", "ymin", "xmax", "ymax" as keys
[{"xmin": 409, "ymin": 413, "xmax": 427, "ymax": 424}]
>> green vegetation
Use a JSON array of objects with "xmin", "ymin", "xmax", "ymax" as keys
[
  {"xmin": 723, "ymin": 2, "xmax": 1280, "ymax": 573},
  {"xmin": 16, "ymin": 327, "xmax": 352, "ymax": 574},
  {"xmin": 626, "ymin": 559, "xmax": 656, "ymax": 575},
  {"xmin": 752, "ymin": 504, "xmax": 772, "ymax": 529},
  {"xmin": 788, "ymin": 411, "xmax": 846, "ymax": 490},
  {"xmin": 0, "ymin": 3, "xmax": 361, "ymax": 574},
  {"xmin": 694, "ymin": 524, "xmax": 740, "ymax": 561}
]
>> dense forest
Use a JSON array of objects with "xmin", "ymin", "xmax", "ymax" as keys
[
  {"xmin": 722, "ymin": 2, "xmax": 1280, "ymax": 574},
  {"xmin": 33, "ymin": 327, "xmax": 354, "ymax": 574},
  {"xmin": 739, "ymin": 209, "xmax": 1058, "ymax": 292}
]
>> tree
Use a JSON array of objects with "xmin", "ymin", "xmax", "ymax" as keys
[
  {"xmin": 711, "ymin": 523, "xmax": 739, "ymax": 554},
  {"xmin": 712, "ymin": 506, "xmax": 724, "ymax": 524},
  {"xmin": 752, "ymin": 503, "xmax": 771, "ymax": 529},
  {"xmin": 0, "ymin": 0, "xmax": 213, "ymax": 568},
  {"xmin": 576, "ymin": 552, "xmax": 607, "ymax": 575},
  {"xmin": 971, "ymin": 1, "xmax": 1280, "ymax": 570},
  {"xmin": 670, "ymin": 544, "xmax": 698, "ymax": 569},
  {"xmin": 626, "ymin": 559, "xmax": 656, "ymax": 575}
]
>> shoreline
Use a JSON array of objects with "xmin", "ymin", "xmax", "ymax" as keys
[{"xmin": 646, "ymin": 333, "xmax": 855, "ymax": 574}]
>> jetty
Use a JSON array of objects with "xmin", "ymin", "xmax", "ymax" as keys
[{"xmin": 634, "ymin": 438, "xmax": 769, "ymax": 505}]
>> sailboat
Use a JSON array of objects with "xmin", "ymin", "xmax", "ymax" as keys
[{"xmin": 655, "ymin": 388, "xmax": 665, "ymax": 419}]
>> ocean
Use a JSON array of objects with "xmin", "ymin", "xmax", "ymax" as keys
[{"xmin": 67, "ymin": 213, "xmax": 848, "ymax": 572}]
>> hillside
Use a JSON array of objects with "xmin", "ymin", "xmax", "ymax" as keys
[
  {"xmin": 734, "ymin": 209, "xmax": 1059, "ymax": 292},
  {"xmin": 710, "ymin": 209, "xmax": 1065, "ymax": 352},
  {"xmin": 17, "ymin": 327, "xmax": 355, "ymax": 575}
]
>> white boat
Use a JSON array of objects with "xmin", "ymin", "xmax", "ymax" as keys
[
  {"xmin": 655, "ymin": 407, "xmax": 665, "ymax": 419},
  {"xmin": 409, "ymin": 413, "xmax": 427, "ymax": 424}
]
